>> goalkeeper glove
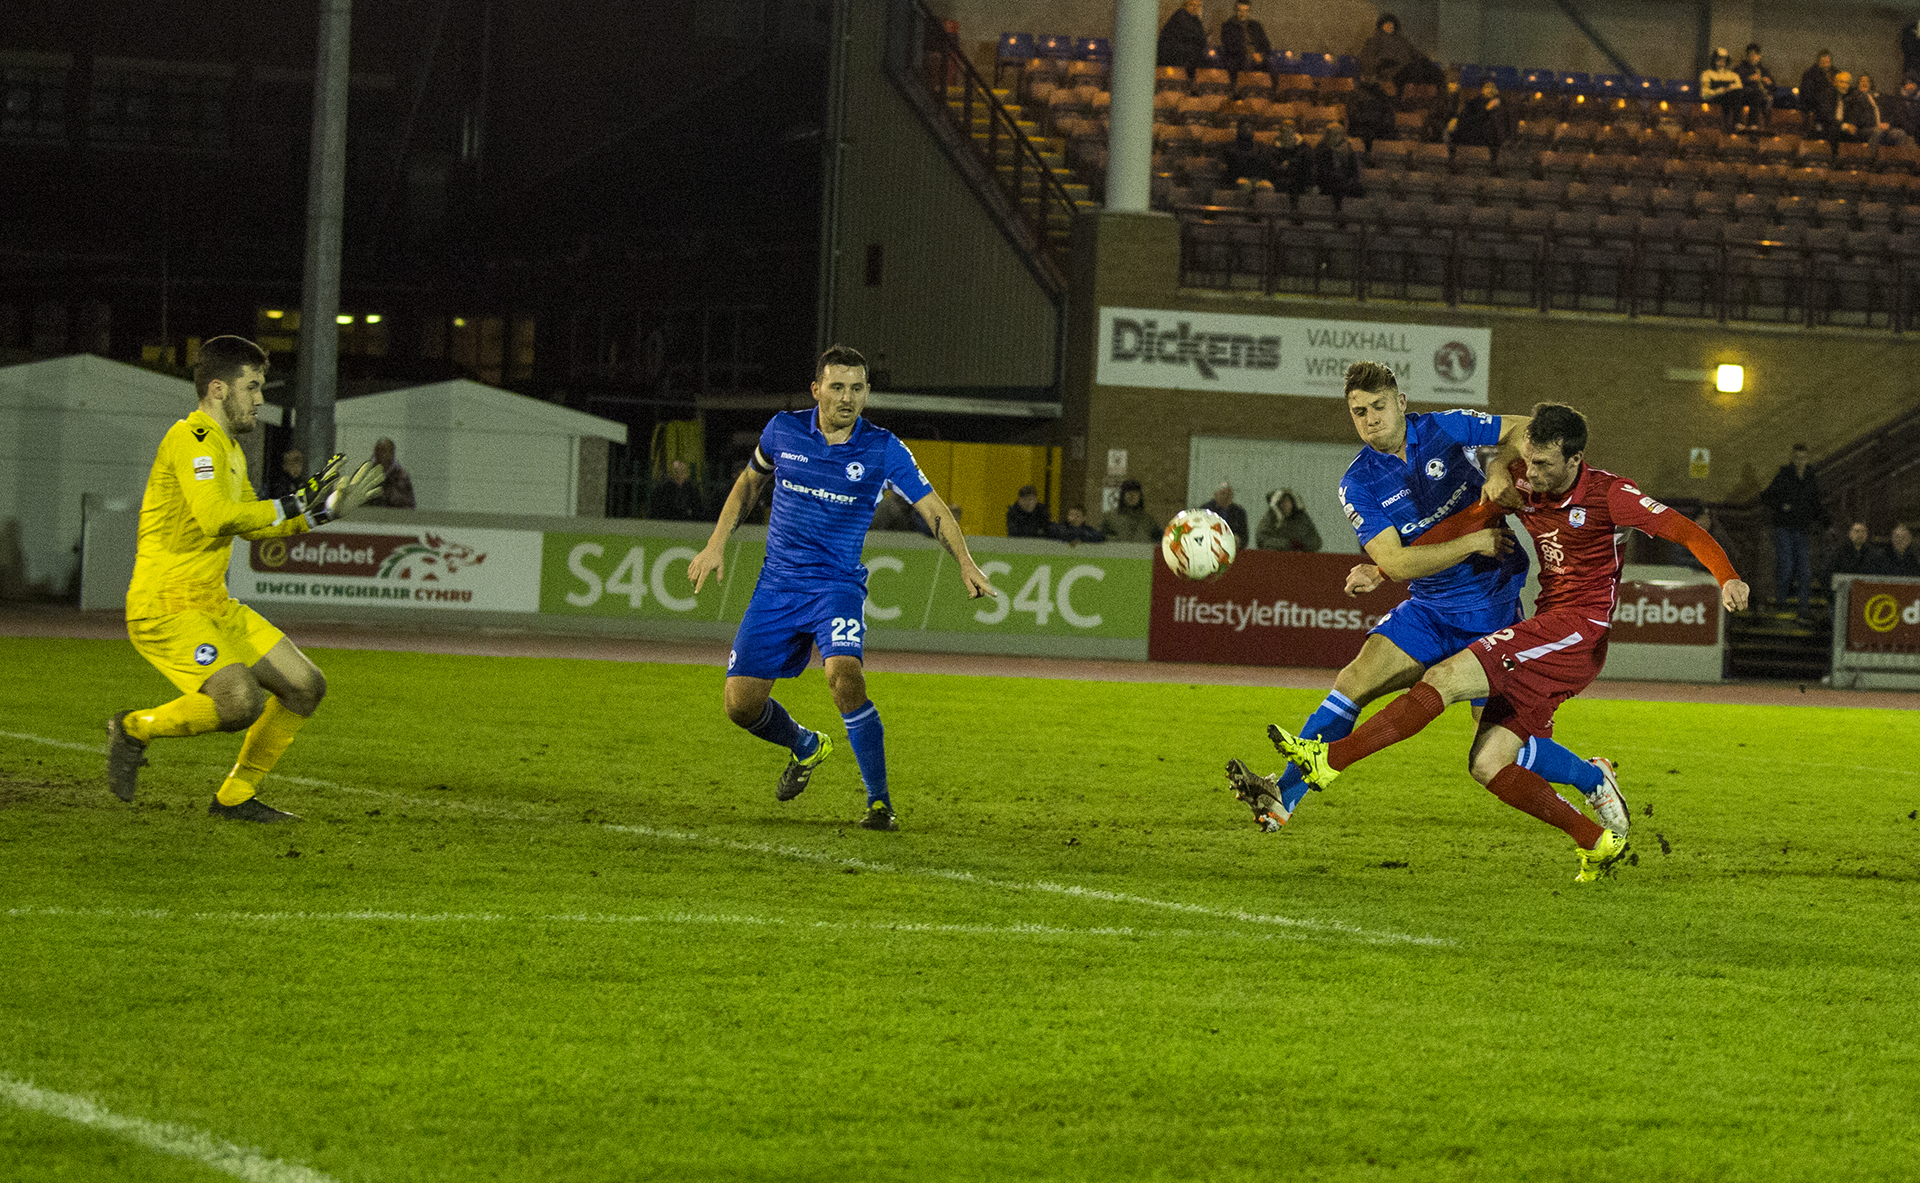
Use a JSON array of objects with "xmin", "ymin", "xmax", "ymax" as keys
[
  {"xmin": 271, "ymin": 453, "xmax": 344, "ymax": 525},
  {"xmin": 305, "ymin": 459, "xmax": 387, "ymax": 526}
]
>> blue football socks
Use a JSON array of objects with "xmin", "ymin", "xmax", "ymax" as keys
[
  {"xmin": 1277, "ymin": 691, "xmax": 1361, "ymax": 812},
  {"xmin": 746, "ymin": 699, "xmax": 819, "ymax": 760},
  {"xmin": 1518, "ymin": 735, "xmax": 1604, "ymax": 795},
  {"xmin": 842, "ymin": 702, "xmax": 888, "ymax": 807}
]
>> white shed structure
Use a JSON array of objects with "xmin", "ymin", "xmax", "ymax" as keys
[
  {"xmin": 333, "ymin": 380, "xmax": 626, "ymax": 517},
  {"xmin": 0, "ymin": 354, "xmax": 280, "ymax": 596}
]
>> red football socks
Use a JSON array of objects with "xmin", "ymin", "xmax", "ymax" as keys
[
  {"xmin": 1487, "ymin": 764, "xmax": 1605, "ymax": 848},
  {"xmin": 1327, "ymin": 681, "xmax": 1446, "ymax": 771}
]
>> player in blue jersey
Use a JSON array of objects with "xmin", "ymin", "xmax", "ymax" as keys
[
  {"xmin": 1225, "ymin": 361, "xmax": 1627, "ymax": 836},
  {"xmin": 688, "ymin": 346, "xmax": 998, "ymax": 831}
]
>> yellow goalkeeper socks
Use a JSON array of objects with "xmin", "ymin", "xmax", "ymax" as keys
[
  {"xmin": 124, "ymin": 693, "xmax": 223, "ymax": 742},
  {"xmin": 215, "ymin": 699, "xmax": 308, "ymax": 806}
]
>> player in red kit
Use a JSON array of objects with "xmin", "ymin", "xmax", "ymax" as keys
[{"xmin": 1273, "ymin": 403, "xmax": 1750, "ymax": 882}]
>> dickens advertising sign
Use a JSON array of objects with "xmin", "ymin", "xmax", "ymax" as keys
[
  {"xmin": 1149, "ymin": 550, "xmax": 1412, "ymax": 668},
  {"xmin": 1846, "ymin": 579, "xmax": 1920, "ymax": 653},
  {"xmin": 1096, "ymin": 307, "xmax": 1492, "ymax": 405},
  {"xmin": 232, "ymin": 525, "xmax": 541, "ymax": 612}
]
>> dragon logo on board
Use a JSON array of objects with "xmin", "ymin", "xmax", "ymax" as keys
[
  {"xmin": 1434, "ymin": 341, "xmax": 1477, "ymax": 383},
  {"xmin": 376, "ymin": 534, "xmax": 489, "ymax": 581}
]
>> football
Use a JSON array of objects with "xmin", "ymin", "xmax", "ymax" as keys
[{"xmin": 1161, "ymin": 509, "xmax": 1237, "ymax": 580}]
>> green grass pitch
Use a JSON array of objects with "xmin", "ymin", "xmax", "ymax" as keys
[{"xmin": 3, "ymin": 634, "xmax": 1919, "ymax": 1182}]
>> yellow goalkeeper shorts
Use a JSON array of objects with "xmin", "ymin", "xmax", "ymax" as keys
[{"xmin": 128, "ymin": 600, "xmax": 286, "ymax": 693}]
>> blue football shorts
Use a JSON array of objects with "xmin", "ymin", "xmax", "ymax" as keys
[
  {"xmin": 727, "ymin": 577, "xmax": 869, "ymax": 681},
  {"xmin": 1370, "ymin": 596, "xmax": 1524, "ymax": 705}
]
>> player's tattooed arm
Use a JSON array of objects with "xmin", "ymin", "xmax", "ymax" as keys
[
  {"xmin": 688, "ymin": 462, "xmax": 770, "ymax": 591},
  {"xmin": 912, "ymin": 491, "xmax": 1000, "ymax": 599}
]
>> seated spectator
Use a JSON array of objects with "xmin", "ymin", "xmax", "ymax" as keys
[
  {"xmin": 1052, "ymin": 505, "xmax": 1106, "ymax": 545},
  {"xmin": 1220, "ymin": 1, "xmax": 1276, "ymax": 92},
  {"xmin": 1887, "ymin": 77, "xmax": 1920, "ymax": 143},
  {"xmin": 1157, "ymin": 0, "xmax": 1207, "ymax": 79},
  {"xmin": 1310, "ymin": 121, "xmax": 1365, "ymax": 205},
  {"xmin": 265, "ymin": 446, "xmax": 304, "ymax": 500},
  {"xmin": 1881, "ymin": 522, "xmax": 1919, "ymax": 575},
  {"xmin": 1831, "ymin": 72, "xmax": 1881, "ymax": 145},
  {"xmin": 1201, "ymin": 481, "xmax": 1250, "ymax": 549},
  {"xmin": 1224, "ymin": 120, "xmax": 1275, "ymax": 186},
  {"xmin": 1701, "ymin": 48, "xmax": 1743, "ymax": 133},
  {"xmin": 368, "ymin": 438, "xmax": 415, "ymax": 509},
  {"xmin": 1347, "ymin": 74, "xmax": 1398, "ymax": 153},
  {"xmin": 1006, "ymin": 484, "xmax": 1052, "ymax": 538},
  {"xmin": 1256, "ymin": 488, "xmax": 1322, "ymax": 551},
  {"xmin": 649, "ymin": 458, "xmax": 704, "ymax": 521},
  {"xmin": 1447, "ymin": 77, "xmax": 1506, "ymax": 160},
  {"xmin": 869, "ymin": 486, "xmax": 917, "ymax": 532},
  {"xmin": 1852, "ymin": 74, "xmax": 1908, "ymax": 145},
  {"xmin": 1100, "ymin": 479, "xmax": 1161, "ymax": 543},
  {"xmin": 1831, "ymin": 520, "xmax": 1882, "ymax": 575},
  {"xmin": 1424, "ymin": 69, "xmax": 1464, "ymax": 143},
  {"xmin": 1800, "ymin": 51, "xmax": 1837, "ymax": 136},
  {"xmin": 1270, "ymin": 119, "xmax": 1311, "ymax": 196},
  {"xmin": 1905, "ymin": 20, "xmax": 1920, "ymax": 84},
  {"xmin": 1735, "ymin": 43, "xmax": 1774, "ymax": 132},
  {"xmin": 1669, "ymin": 507, "xmax": 1738, "ymax": 572}
]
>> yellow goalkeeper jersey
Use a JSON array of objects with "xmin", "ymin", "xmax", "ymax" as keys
[{"xmin": 125, "ymin": 408, "xmax": 309, "ymax": 620}]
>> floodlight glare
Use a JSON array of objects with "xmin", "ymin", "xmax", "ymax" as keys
[{"xmin": 1715, "ymin": 364, "xmax": 1743, "ymax": 393}]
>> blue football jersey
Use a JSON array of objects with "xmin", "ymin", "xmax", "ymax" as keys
[
  {"xmin": 753, "ymin": 410, "xmax": 934, "ymax": 586},
  {"xmin": 1337, "ymin": 409, "xmax": 1527, "ymax": 611}
]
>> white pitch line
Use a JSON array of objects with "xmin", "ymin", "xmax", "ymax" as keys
[
  {"xmin": 4, "ymin": 731, "xmax": 1453, "ymax": 948},
  {"xmin": 5, "ymin": 904, "xmax": 1315, "ymax": 944},
  {"xmin": 0, "ymin": 1073, "xmax": 337, "ymax": 1183}
]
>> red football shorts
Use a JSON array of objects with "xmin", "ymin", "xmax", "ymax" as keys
[{"xmin": 1468, "ymin": 608, "xmax": 1610, "ymax": 739}]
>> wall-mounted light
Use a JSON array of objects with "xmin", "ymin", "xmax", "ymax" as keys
[
  {"xmin": 336, "ymin": 314, "xmax": 354, "ymax": 325},
  {"xmin": 1715, "ymin": 364, "xmax": 1744, "ymax": 393},
  {"xmin": 264, "ymin": 309, "xmax": 284, "ymax": 319},
  {"xmin": 365, "ymin": 314, "xmax": 383, "ymax": 324}
]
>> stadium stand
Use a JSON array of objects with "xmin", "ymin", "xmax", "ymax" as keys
[{"xmin": 983, "ymin": 23, "xmax": 1920, "ymax": 331}]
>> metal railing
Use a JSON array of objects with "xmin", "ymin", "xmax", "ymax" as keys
[
  {"xmin": 1175, "ymin": 207, "xmax": 1918, "ymax": 332},
  {"xmin": 902, "ymin": 0, "xmax": 1084, "ymax": 271}
]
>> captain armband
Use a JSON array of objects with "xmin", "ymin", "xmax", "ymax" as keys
[{"xmin": 749, "ymin": 447, "xmax": 774, "ymax": 475}]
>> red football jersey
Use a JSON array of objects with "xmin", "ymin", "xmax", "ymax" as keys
[{"xmin": 1511, "ymin": 461, "xmax": 1677, "ymax": 621}]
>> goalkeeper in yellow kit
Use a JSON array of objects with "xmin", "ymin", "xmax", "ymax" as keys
[{"xmin": 106, "ymin": 335, "xmax": 385, "ymax": 822}]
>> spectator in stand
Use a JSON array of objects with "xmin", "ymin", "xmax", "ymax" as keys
[
  {"xmin": 1005, "ymin": 484, "xmax": 1052, "ymax": 538},
  {"xmin": 649, "ymin": 458, "xmax": 704, "ymax": 521},
  {"xmin": 1100, "ymin": 479, "xmax": 1161, "ymax": 543},
  {"xmin": 1157, "ymin": 0, "xmax": 1208, "ymax": 80},
  {"xmin": 1670, "ymin": 507, "xmax": 1740, "ymax": 573},
  {"xmin": 1887, "ymin": 77, "xmax": 1920, "ymax": 143},
  {"xmin": 1358, "ymin": 13, "xmax": 1432, "ymax": 89},
  {"xmin": 1800, "ymin": 50, "xmax": 1837, "ymax": 136},
  {"xmin": 1052, "ymin": 506, "xmax": 1105, "ymax": 545},
  {"xmin": 1762, "ymin": 442, "xmax": 1826, "ymax": 615},
  {"xmin": 1425, "ymin": 68, "xmax": 1465, "ymax": 143},
  {"xmin": 265, "ymin": 446, "xmax": 304, "ymax": 500},
  {"xmin": 367, "ymin": 438, "xmax": 416, "ymax": 509},
  {"xmin": 1734, "ymin": 43, "xmax": 1774, "ymax": 132},
  {"xmin": 1201, "ymin": 481, "xmax": 1250, "ymax": 549},
  {"xmin": 1255, "ymin": 488, "xmax": 1322, "ymax": 552},
  {"xmin": 1310, "ymin": 121, "xmax": 1365, "ymax": 205},
  {"xmin": 1270, "ymin": 119, "xmax": 1311, "ymax": 196},
  {"xmin": 1851, "ymin": 74, "xmax": 1908, "ymax": 145},
  {"xmin": 1701, "ymin": 48, "xmax": 1743, "ymax": 133},
  {"xmin": 869, "ymin": 486, "xmax": 917, "ymax": 532},
  {"xmin": 1881, "ymin": 523, "xmax": 1919, "ymax": 575},
  {"xmin": 1829, "ymin": 72, "xmax": 1885, "ymax": 146},
  {"xmin": 1220, "ymin": 1, "xmax": 1276, "ymax": 93},
  {"xmin": 1832, "ymin": 520, "xmax": 1882, "ymax": 575},
  {"xmin": 1447, "ymin": 77, "xmax": 1507, "ymax": 162},
  {"xmin": 1903, "ymin": 20, "xmax": 1920, "ymax": 84},
  {"xmin": 1347, "ymin": 73, "xmax": 1398, "ymax": 153},
  {"xmin": 1225, "ymin": 120, "xmax": 1275, "ymax": 187}
]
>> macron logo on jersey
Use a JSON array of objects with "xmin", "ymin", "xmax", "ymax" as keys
[
  {"xmin": 779, "ymin": 451, "xmax": 809, "ymax": 463},
  {"xmin": 780, "ymin": 477, "xmax": 860, "ymax": 505}
]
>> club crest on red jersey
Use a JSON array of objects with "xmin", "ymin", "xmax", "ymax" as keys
[{"xmin": 1569, "ymin": 508, "xmax": 1587, "ymax": 527}]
